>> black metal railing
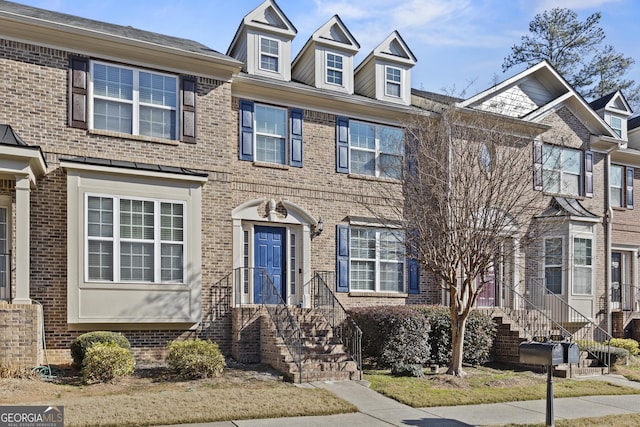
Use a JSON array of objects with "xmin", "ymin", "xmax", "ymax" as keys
[
  {"xmin": 259, "ymin": 269, "xmax": 303, "ymax": 383},
  {"xmin": 311, "ymin": 271, "xmax": 362, "ymax": 380},
  {"xmin": 612, "ymin": 283, "xmax": 640, "ymax": 312},
  {"xmin": 503, "ymin": 278, "xmax": 611, "ymax": 372}
]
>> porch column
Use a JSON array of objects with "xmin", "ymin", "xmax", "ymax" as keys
[{"xmin": 13, "ymin": 176, "xmax": 31, "ymax": 304}]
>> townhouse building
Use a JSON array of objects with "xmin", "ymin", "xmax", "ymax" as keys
[{"xmin": 0, "ymin": 0, "xmax": 638, "ymax": 379}]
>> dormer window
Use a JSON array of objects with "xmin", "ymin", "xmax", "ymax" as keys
[
  {"xmin": 385, "ymin": 66, "xmax": 401, "ymax": 97},
  {"xmin": 610, "ymin": 116, "xmax": 622, "ymax": 137},
  {"xmin": 259, "ymin": 36, "xmax": 280, "ymax": 73},
  {"xmin": 326, "ymin": 53, "xmax": 343, "ymax": 86}
]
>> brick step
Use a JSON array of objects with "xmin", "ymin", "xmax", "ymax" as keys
[
  {"xmin": 554, "ymin": 365, "xmax": 608, "ymax": 378},
  {"xmin": 291, "ymin": 369, "xmax": 358, "ymax": 383}
]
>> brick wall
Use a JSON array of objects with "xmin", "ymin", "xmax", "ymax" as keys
[{"xmin": 0, "ymin": 303, "xmax": 43, "ymax": 367}]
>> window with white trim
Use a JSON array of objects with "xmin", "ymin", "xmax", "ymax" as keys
[
  {"xmin": 91, "ymin": 62, "xmax": 178, "ymax": 139},
  {"xmin": 86, "ymin": 195, "xmax": 185, "ymax": 283},
  {"xmin": 542, "ymin": 145, "xmax": 582, "ymax": 196},
  {"xmin": 610, "ymin": 116, "xmax": 622, "ymax": 138},
  {"xmin": 326, "ymin": 53, "xmax": 343, "ymax": 86},
  {"xmin": 259, "ymin": 36, "xmax": 280, "ymax": 73},
  {"xmin": 350, "ymin": 228, "xmax": 405, "ymax": 292},
  {"xmin": 611, "ymin": 165, "xmax": 624, "ymax": 207},
  {"xmin": 385, "ymin": 66, "xmax": 402, "ymax": 97},
  {"xmin": 350, "ymin": 121, "xmax": 404, "ymax": 179},
  {"xmin": 573, "ymin": 238, "xmax": 592, "ymax": 295},
  {"xmin": 544, "ymin": 237, "xmax": 563, "ymax": 294},
  {"xmin": 255, "ymin": 104, "xmax": 287, "ymax": 164}
]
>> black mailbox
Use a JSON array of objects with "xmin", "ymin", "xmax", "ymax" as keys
[
  {"xmin": 561, "ymin": 342, "xmax": 580, "ymax": 364},
  {"xmin": 519, "ymin": 342, "xmax": 564, "ymax": 366}
]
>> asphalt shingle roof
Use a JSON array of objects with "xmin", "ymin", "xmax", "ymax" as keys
[{"xmin": 588, "ymin": 92, "xmax": 616, "ymax": 111}]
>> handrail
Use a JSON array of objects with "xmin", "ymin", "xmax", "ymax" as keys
[
  {"xmin": 502, "ymin": 279, "xmax": 611, "ymax": 372},
  {"xmin": 311, "ymin": 271, "xmax": 362, "ymax": 380},
  {"xmin": 259, "ymin": 269, "xmax": 303, "ymax": 383}
]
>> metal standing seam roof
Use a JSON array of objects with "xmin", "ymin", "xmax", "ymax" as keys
[
  {"xmin": 0, "ymin": 124, "xmax": 28, "ymax": 146},
  {"xmin": 538, "ymin": 196, "xmax": 600, "ymax": 219},
  {"xmin": 60, "ymin": 156, "xmax": 208, "ymax": 178},
  {"xmin": 0, "ymin": 0, "xmax": 235, "ymax": 63}
]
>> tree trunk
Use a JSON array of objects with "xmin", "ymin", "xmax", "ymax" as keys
[{"xmin": 447, "ymin": 309, "xmax": 468, "ymax": 376}]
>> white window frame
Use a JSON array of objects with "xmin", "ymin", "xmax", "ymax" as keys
[
  {"xmin": 326, "ymin": 52, "xmax": 344, "ymax": 86},
  {"xmin": 542, "ymin": 144, "xmax": 582, "ymax": 196},
  {"xmin": 544, "ymin": 237, "xmax": 564, "ymax": 294},
  {"xmin": 84, "ymin": 193, "xmax": 186, "ymax": 284},
  {"xmin": 254, "ymin": 103, "xmax": 288, "ymax": 165},
  {"xmin": 385, "ymin": 65, "xmax": 402, "ymax": 98},
  {"xmin": 259, "ymin": 36, "xmax": 280, "ymax": 73},
  {"xmin": 572, "ymin": 237, "xmax": 593, "ymax": 296},
  {"xmin": 89, "ymin": 61, "xmax": 179, "ymax": 140},
  {"xmin": 610, "ymin": 116, "xmax": 622, "ymax": 138},
  {"xmin": 350, "ymin": 227, "xmax": 406, "ymax": 293},
  {"xmin": 611, "ymin": 164, "xmax": 624, "ymax": 208},
  {"xmin": 349, "ymin": 121, "xmax": 404, "ymax": 179},
  {"xmin": 0, "ymin": 199, "xmax": 10, "ymax": 301}
]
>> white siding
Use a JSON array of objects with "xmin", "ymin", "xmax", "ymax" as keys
[
  {"xmin": 292, "ymin": 48, "xmax": 315, "ymax": 86},
  {"xmin": 355, "ymin": 60, "xmax": 375, "ymax": 98}
]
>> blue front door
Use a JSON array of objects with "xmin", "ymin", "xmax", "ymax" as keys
[{"xmin": 254, "ymin": 226, "xmax": 286, "ymax": 304}]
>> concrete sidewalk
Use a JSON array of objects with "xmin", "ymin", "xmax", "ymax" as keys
[{"xmin": 158, "ymin": 374, "xmax": 640, "ymax": 427}]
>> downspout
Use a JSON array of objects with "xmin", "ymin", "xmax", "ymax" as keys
[{"xmin": 605, "ymin": 152, "xmax": 613, "ymax": 336}]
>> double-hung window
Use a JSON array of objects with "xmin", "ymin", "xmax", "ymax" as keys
[
  {"xmin": 239, "ymin": 100, "xmax": 304, "ymax": 167},
  {"xmin": 544, "ymin": 237, "xmax": 563, "ymax": 294},
  {"xmin": 86, "ymin": 195, "xmax": 185, "ymax": 284},
  {"xmin": 610, "ymin": 116, "xmax": 622, "ymax": 138},
  {"xmin": 348, "ymin": 121, "xmax": 404, "ymax": 179},
  {"xmin": 610, "ymin": 164, "xmax": 634, "ymax": 209},
  {"xmin": 350, "ymin": 228, "xmax": 405, "ymax": 292},
  {"xmin": 326, "ymin": 53, "xmax": 343, "ymax": 86},
  {"xmin": 92, "ymin": 62, "xmax": 178, "ymax": 140},
  {"xmin": 573, "ymin": 238, "xmax": 592, "ymax": 295},
  {"xmin": 385, "ymin": 66, "xmax": 402, "ymax": 97},
  {"xmin": 259, "ymin": 37, "xmax": 280, "ymax": 73},
  {"xmin": 542, "ymin": 145, "xmax": 582, "ymax": 196}
]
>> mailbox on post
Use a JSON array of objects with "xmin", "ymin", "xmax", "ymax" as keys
[
  {"xmin": 519, "ymin": 341, "xmax": 564, "ymax": 366},
  {"xmin": 561, "ymin": 342, "xmax": 580, "ymax": 364}
]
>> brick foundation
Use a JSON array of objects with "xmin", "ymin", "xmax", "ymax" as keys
[
  {"xmin": 612, "ymin": 311, "xmax": 625, "ymax": 338},
  {"xmin": 0, "ymin": 302, "xmax": 43, "ymax": 368}
]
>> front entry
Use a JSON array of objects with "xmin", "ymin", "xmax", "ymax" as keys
[
  {"xmin": 254, "ymin": 226, "xmax": 286, "ymax": 304},
  {"xmin": 477, "ymin": 263, "xmax": 497, "ymax": 307}
]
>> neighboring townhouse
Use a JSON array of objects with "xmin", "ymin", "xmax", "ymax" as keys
[{"xmin": 452, "ymin": 62, "xmax": 640, "ymax": 364}]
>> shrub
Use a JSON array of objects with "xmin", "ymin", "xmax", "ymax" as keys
[
  {"xmin": 82, "ymin": 342, "xmax": 135, "ymax": 384},
  {"xmin": 167, "ymin": 339, "xmax": 226, "ymax": 379},
  {"xmin": 349, "ymin": 306, "xmax": 430, "ymax": 368},
  {"xmin": 70, "ymin": 331, "xmax": 131, "ymax": 369},
  {"xmin": 391, "ymin": 363, "xmax": 424, "ymax": 378},
  {"xmin": 416, "ymin": 306, "xmax": 496, "ymax": 366},
  {"xmin": 608, "ymin": 338, "xmax": 639, "ymax": 356}
]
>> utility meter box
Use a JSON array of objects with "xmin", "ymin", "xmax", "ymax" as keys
[
  {"xmin": 519, "ymin": 342, "xmax": 564, "ymax": 366},
  {"xmin": 561, "ymin": 342, "xmax": 580, "ymax": 364}
]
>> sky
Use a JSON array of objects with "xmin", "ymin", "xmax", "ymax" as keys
[{"xmin": 12, "ymin": 0, "xmax": 640, "ymax": 101}]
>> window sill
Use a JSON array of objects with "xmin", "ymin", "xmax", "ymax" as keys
[
  {"xmin": 349, "ymin": 291, "xmax": 408, "ymax": 298},
  {"xmin": 348, "ymin": 173, "xmax": 401, "ymax": 183},
  {"xmin": 89, "ymin": 129, "xmax": 180, "ymax": 146},
  {"xmin": 81, "ymin": 282, "xmax": 188, "ymax": 291},
  {"xmin": 253, "ymin": 161, "xmax": 290, "ymax": 170},
  {"xmin": 541, "ymin": 191, "xmax": 584, "ymax": 200}
]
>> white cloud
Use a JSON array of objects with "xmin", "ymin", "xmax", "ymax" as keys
[{"xmin": 534, "ymin": 0, "xmax": 624, "ymax": 12}]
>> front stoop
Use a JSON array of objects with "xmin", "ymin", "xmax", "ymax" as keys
[
  {"xmin": 555, "ymin": 351, "xmax": 609, "ymax": 378},
  {"xmin": 261, "ymin": 308, "xmax": 360, "ymax": 383}
]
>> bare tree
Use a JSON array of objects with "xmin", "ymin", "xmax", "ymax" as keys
[{"xmin": 368, "ymin": 105, "xmax": 550, "ymax": 376}]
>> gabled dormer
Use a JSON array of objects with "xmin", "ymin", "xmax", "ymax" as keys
[
  {"xmin": 291, "ymin": 15, "xmax": 360, "ymax": 94},
  {"xmin": 227, "ymin": 0, "xmax": 297, "ymax": 81},
  {"xmin": 589, "ymin": 91, "xmax": 633, "ymax": 140},
  {"xmin": 354, "ymin": 31, "xmax": 416, "ymax": 105}
]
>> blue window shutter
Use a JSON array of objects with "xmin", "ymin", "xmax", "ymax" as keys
[
  {"xmin": 627, "ymin": 166, "xmax": 634, "ymax": 209},
  {"xmin": 336, "ymin": 117, "xmax": 349, "ymax": 173},
  {"xmin": 408, "ymin": 258, "xmax": 420, "ymax": 294},
  {"xmin": 533, "ymin": 139, "xmax": 543, "ymax": 191},
  {"xmin": 336, "ymin": 225, "xmax": 350, "ymax": 292},
  {"xmin": 239, "ymin": 100, "xmax": 254, "ymax": 161},
  {"xmin": 584, "ymin": 150, "xmax": 593, "ymax": 198},
  {"xmin": 289, "ymin": 108, "xmax": 303, "ymax": 167}
]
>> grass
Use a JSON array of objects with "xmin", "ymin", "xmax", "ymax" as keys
[
  {"xmin": 0, "ymin": 365, "xmax": 357, "ymax": 427},
  {"xmin": 364, "ymin": 365, "xmax": 640, "ymax": 408},
  {"xmin": 614, "ymin": 355, "xmax": 640, "ymax": 382},
  {"xmin": 497, "ymin": 413, "xmax": 640, "ymax": 427}
]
